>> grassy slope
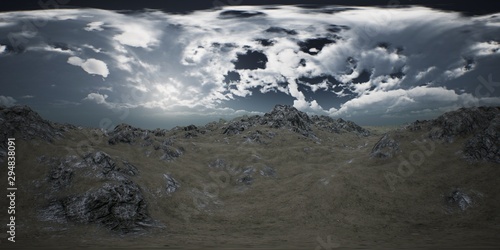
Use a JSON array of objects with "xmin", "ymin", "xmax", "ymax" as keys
[{"xmin": 1, "ymin": 122, "xmax": 499, "ymax": 249}]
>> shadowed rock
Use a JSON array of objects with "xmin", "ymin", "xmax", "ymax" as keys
[
  {"xmin": 40, "ymin": 151, "xmax": 157, "ymax": 233},
  {"xmin": 446, "ymin": 190, "xmax": 473, "ymax": 211},
  {"xmin": 49, "ymin": 160, "xmax": 74, "ymax": 190},
  {"xmin": 263, "ymin": 104, "xmax": 314, "ymax": 137},
  {"xmin": 119, "ymin": 161, "xmax": 140, "ymax": 176},
  {"xmin": 0, "ymin": 105, "xmax": 70, "ymax": 142},
  {"xmin": 222, "ymin": 105, "xmax": 368, "ymax": 139},
  {"xmin": 160, "ymin": 146, "xmax": 184, "ymax": 161},
  {"xmin": 0, "ymin": 105, "xmax": 72, "ymax": 161},
  {"xmin": 429, "ymin": 107, "xmax": 498, "ymax": 141},
  {"xmin": 58, "ymin": 180, "xmax": 153, "ymax": 233},
  {"xmin": 108, "ymin": 123, "xmax": 148, "ymax": 145},
  {"xmin": 223, "ymin": 123, "xmax": 246, "ymax": 135},
  {"xmin": 464, "ymin": 116, "xmax": 500, "ymax": 163},
  {"xmin": 406, "ymin": 106, "xmax": 499, "ymax": 162}
]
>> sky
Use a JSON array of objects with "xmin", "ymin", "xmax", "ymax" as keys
[{"xmin": 1, "ymin": 1, "xmax": 500, "ymax": 129}]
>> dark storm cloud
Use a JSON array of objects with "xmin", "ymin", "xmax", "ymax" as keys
[
  {"xmin": 218, "ymin": 10, "xmax": 266, "ymax": 19},
  {"xmin": 298, "ymin": 37, "xmax": 337, "ymax": 55},
  {"xmin": 265, "ymin": 27, "xmax": 298, "ymax": 35},
  {"xmin": 233, "ymin": 50, "xmax": 268, "ymax": 70}
]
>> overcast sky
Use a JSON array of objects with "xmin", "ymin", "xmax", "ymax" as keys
[{"xmin": 1, "ymin": 1, "xmax": 500, "ymax": 129}]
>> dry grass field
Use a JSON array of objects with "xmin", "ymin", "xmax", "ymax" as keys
[{"xmin": 0, "ymin": 106, "xmax": 499, "ymax": 249}]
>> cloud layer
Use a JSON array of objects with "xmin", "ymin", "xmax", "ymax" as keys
[{"xmin": 0, "ymin": 6, "xmax": 499, "ymax": 128}]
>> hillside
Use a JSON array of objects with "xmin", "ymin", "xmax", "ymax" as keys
[{"xmin": 0, "ymin": 105, "xmax": 499, "ymax": 249}]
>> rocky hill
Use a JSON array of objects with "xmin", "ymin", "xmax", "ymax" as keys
[{"xmin": 0, "ymin": 105, "xmax": 499, "ymax": 249}]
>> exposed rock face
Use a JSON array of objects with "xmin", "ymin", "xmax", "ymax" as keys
[
  {"xmin": 108, "ymin": 123, "xmax": 148, "ymax": 145},
  {"xmin": 406, "ymin": 106, "xmax": 499, "ymax": 163},
  {"xmin": 238, "ymin": 167, "xmax": 255, "ymax": 185},
  {"xmin": 370, "ymin": 133, "xmax": 401, "ymax": 158},
  {"xmin": 164, "ymin": 174, "xmax": 181, "ymax": 195},
  {"xmin": 408, "ymin": 106, "xmax": 499, "ymax": 141},
  {"xmin": 221, "ymin": 105, "xmax": 368, "ymax": 139},
  {"xmin": 0, "ymin": 105, "xmax": 68, "ymax": 141},
  {"xmin": 40, "ymin": 151, "xmax": 155, "ymax": 233},
  {"xmin": 262, "ymin": 104, "xmax": 314, "ymax": 137},
  {"xmin": 184, "ymin": 124, "xmax": 203, "ymax": 138},
  {"xmin": 49, "ymin": 157, "xmax": 75, "ymax": 190},
  {"xmin": 119, "ymin": 161, "xmax": 140, "ymax": 176},
  {"xmin": 222, "ymin": 123, "xmax": 247, "ymax": 136},
  {"xmin": 0, "ymin": 105, "xmax": 71, "ymax": 161},
  {"xmin": 446, "ymin": 190, "xmax": 473, "ymax": 212},
  {"xmin": 160, "ymin": 145, "xmax": 184, "ymax": 161},
  {"xmin": 311, "ymin": 115, "xmax": 370, "ymax": 136},
  {"xmin": 57, "ymin": 180, "xmax": 152, "ymax": 233},
  {"xmin": 464, "ymin": 116, "xmax": 500, "ymax": 163},
  {"xmin": 431, "ymin": 107, "xmax": 500, "ymax": 141}
]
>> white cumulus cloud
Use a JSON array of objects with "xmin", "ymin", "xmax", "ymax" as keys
[
  {"xmin": 67, "ymin": 56, "xmax": 109, "ymax": 77},
  {"xmin": 84, "ymin": 21, "xmax": 104, "ymax": 31}
]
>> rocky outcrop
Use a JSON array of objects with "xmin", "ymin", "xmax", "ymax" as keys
[
  {"xmin": 48, "ymin": 157, "xmax": 76, "ymax": 190},
  {"xmin": 184, "ymin": 124, "xmax": 205, "ymax": 138},
  {"xmin": 222, "ymin": 122, "xmax": 247, "ymax": 136},
  {"xmin": 52, "ymin": 180, "xmax": 153, "ymax": 233},
  {"xmin": 0, "ymin": 105, "xmax": 72, "ymax": 161},
  {"xmin": 262, "ymin": 104, "xmax": 314, "ymax": 137},
  {"xmin": 407, "ymin": 106, "xmax": 500, "ymax": 142},
  {"xmin": 445, "ymin": 189, "xmax": 473, "ymax": 212},
  {"xmin": 406, "ymin": 106, "xmax": 499, "ymax": 163},
  {"xmin": 0, "ymin": 105, "xmax": 70, "ymax": 141},
  {"xmin": 370, "ymin": 133, "xmax": 401, "ymax": 158},
  {"xmin": 164, "ymin": 174, "xmax": 180, "ymax": 195},
  {"xmin": 40, "ymin": 151, "xmax": 156, "ymax": 233},
  {"xmin": 108, "ymin": 123, "xmax": 149, "ymax": 145},
  {"xmin": 463, "ymin": 116, "xmax": 500, "ymax": 163},
  {"xmin": 311, "ymin": 115, "xmax": 370, "ymax": 136},
  {"xmin": 222, "ymin": 105, "xmax": 368, "ymax": 139},
  {"xmin": 434, "ymin": 107, "xmax": 498, "ymax": 140}
]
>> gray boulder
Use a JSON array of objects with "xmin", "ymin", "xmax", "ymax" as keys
[
  {"xmin": 40, "ymin": 151, "xmax": 157, "ymax": 233},
  {"xmin": 164, "ymin": 174, "xmax": 180, "ymax": 195},
  {"xmin": 58, "ymin": 180, "xmax": 153, "ymax": 233},
  {"xmin": 446, "ymin": 190, "xmax": 473, "ymax": 211},
  {"xmin": 222, "ymin": 123, "xmax": 246, "ymax": 135},
  {"xmin": 108, "ymin": 123, "xmax": 148, "ymax": 145},
  {"xmin": 464, "ymin": 116, "xmax": 500, "ymax": 163}
]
